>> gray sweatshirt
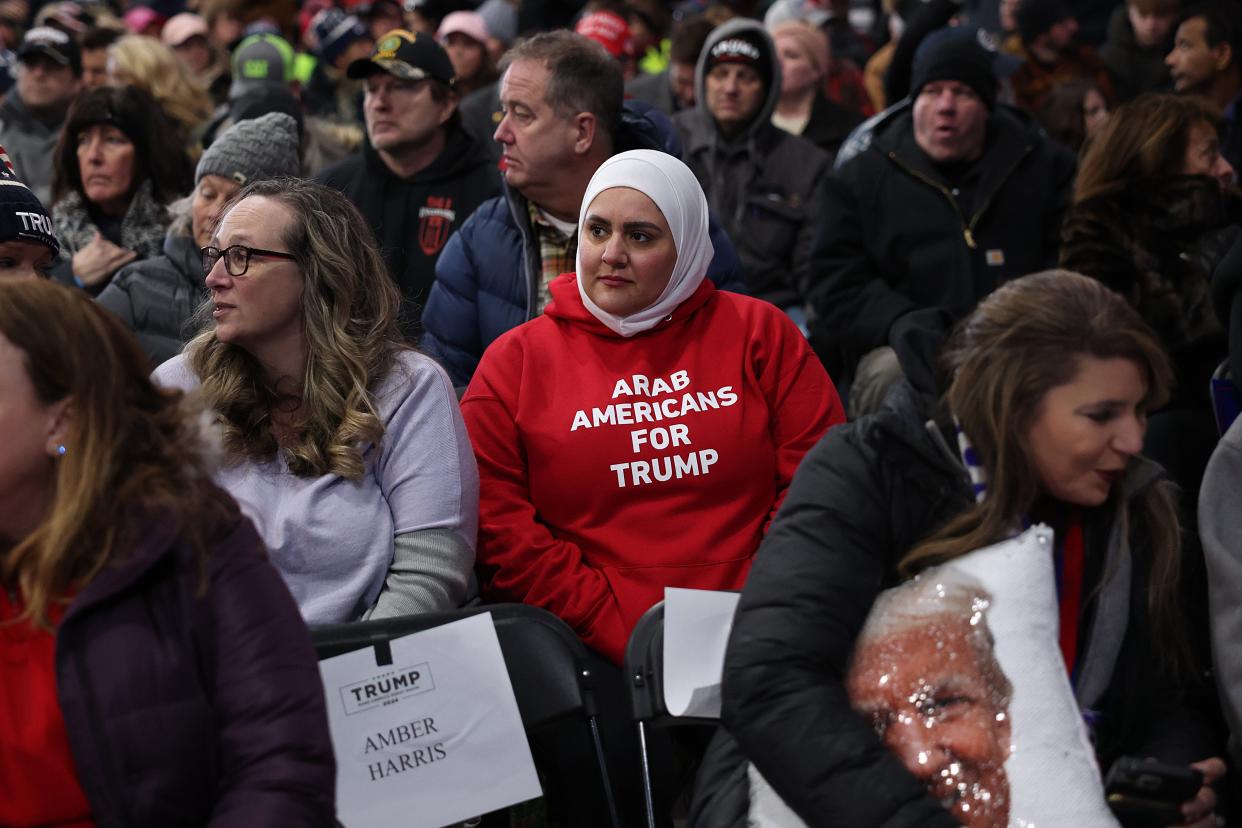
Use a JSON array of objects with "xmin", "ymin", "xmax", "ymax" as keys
[{"xmin": 1199, "ymin": 414, "xmax": 1242, "ymax": 768}]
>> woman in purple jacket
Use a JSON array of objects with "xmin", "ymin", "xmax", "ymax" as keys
[{"xmin": 0, "ymin": 278, "xmax": 336, "ymax": 826}]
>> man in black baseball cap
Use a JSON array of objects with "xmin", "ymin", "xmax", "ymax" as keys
[
  {"xmin": 0, "ymin": 27, "xmax": 82, "ymax": 205},
  {"xmin": 17, "ymin": 25, "xmax": 83, "ymax": 75},
  {"xmin": 346, "ymin": 27, "xmax": 456, "ymax": 85},
  {"xmin": 341, "ymin": 29, "xmax": 460, "ymax": 182},
  {"xmin": 316, "ymin": 28, "xmax": 500, "ymax": 338}
]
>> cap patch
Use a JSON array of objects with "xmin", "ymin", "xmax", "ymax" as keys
[
  {"xmin": 710, "ymin": 38, "xmax": 760, "ymax": 63},
  {"xmin": 376, "ymin": 32, "xmax": 411, "ymax": 60}
]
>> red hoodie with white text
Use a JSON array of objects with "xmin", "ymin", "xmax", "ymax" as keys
[{"xmin": 461, "ymin": 274, "xmax": 844, "ymax": 663}]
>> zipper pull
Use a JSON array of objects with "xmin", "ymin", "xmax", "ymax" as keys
[{"xmin": 963, "ymin": 227, "xmax": 977, "ymax": 249}]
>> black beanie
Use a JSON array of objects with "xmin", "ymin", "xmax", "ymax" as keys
[
  {"xmin": 1015, "ymin": 0, "xmax": 1072, "ymax": 44},
  {"xmin": 0, "ymin": 146, "xmax": 58, "ymax": 255},
  {"xmin": 910, "ymin": 27, "xmax": 999, "ymax": 110},
  {"xmin": 705, "ymin": 30, "xmax": 773, "ymax": 90}
]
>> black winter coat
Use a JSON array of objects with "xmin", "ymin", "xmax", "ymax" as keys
[
  {"xmin": 697, "ymin": 383, "xmax": 1221, "ymax": 827},
  {"xmin": 798, "ymin": 93, "xmax": 864, "ymax": 163},
  {"xmin": 1099, "ymin": 4, "xmax": 1173, "ymax": 102},
  {"xmin": 315, "ymin": 124, "xmax": 502, "ymax": 337},
  {"xmin": 809, "ymin": 103, "xmax": 1076, "ymax": 379},
  {"xmin": 1061, "ymin": 174, "xmax": 1235, "ymax": 410}
]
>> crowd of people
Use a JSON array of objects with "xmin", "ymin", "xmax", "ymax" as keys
[{"xmin": 1, "ymin": 0, "xmax": 1242, "ymax": 825}]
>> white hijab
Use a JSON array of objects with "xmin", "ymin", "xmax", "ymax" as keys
[{"xmin": 575, "ymin": 149, "xmax": 716, "ymax": 337}]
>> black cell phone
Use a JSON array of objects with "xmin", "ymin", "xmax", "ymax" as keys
[{"xmin": 1105, "ymin": 757, "xmax": 1204, "ymax": 827}]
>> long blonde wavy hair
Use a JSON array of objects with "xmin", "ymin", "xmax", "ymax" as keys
[
  {"xmin": 109, "ymin": 34, "xmax": 215, "ymax": 144},
  {"xmin": 0, "ymin": 280, "xmax": 230, "ymax": 628},
  {"xmin": 899, "ymin": 270, "xmax": 1189, "ymax": 671},
  {"xmin": 186, "ymin": 177, "xmax": 405, "ymax": 480}
]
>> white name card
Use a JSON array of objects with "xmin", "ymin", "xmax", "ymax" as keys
[
  {"xmin": 320, "ymin": 613, "xmax": 543, "ymax": 828},
  {"xmin": 662, "ymin": 587, "xmax": 741, "ymax": 718}
]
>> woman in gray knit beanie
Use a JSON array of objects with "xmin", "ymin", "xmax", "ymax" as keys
[{"xmin": 98, "ymin": 112, "xmax": 302, "ymax": 367}]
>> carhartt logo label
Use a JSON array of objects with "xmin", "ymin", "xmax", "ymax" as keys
[
  {"xmin": 340, "ymin": 662, "xmax": 434, "ymax": 715},
  {"xmin": 710, "ymin": 38, "xmax": 760, "ymax": 62}
]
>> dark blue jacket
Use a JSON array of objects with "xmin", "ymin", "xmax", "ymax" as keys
[{"xmin": 420, "ymin": 100, "xmax": 746, "ymax": 387}]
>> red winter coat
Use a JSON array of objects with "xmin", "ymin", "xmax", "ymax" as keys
[{"xmin": 461, "ymin": 274, "xmax": 844, "ymax": 663}]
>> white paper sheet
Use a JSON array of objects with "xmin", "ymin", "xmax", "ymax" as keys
[
  {"xmin": 319, "ymin": 613, "xmax": 543, "ymax": 828},
  {"xmin": 662, "ymin": 587, "xmax": 741, "ymax": 718}
]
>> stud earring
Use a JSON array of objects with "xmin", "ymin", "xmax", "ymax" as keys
[{"xmin": 56, "ymin": 444, "xmax": 67, "ymax": 457}]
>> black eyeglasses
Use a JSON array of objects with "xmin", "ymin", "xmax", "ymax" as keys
[{"xmin": 201, "ymin": 244, "xmax": 298, "ymax": 278}]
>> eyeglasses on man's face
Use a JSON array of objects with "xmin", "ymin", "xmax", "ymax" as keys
[{"xmin": 201, "ymin": 244, "xmax": 297, "ymax": 278}]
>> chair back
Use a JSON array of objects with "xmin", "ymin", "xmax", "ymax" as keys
[
  {"xmin": 625, "ymin": 601, "xmax": 668, "ymax": 723},
  {"xmin": 312, "ymin": 603, "xmax": 594, "ymax": 731}
]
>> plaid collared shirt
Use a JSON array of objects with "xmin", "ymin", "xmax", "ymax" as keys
[{"xmin": 529, "ymin": 202, "xmax": 578, "ymax": 313}]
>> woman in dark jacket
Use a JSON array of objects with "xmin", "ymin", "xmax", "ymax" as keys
[
  {"xmin": 1061, "ymin": 93, "xmax": 1239, "ymax": 499},
  {"xmin": 700, "ymin": 270, "xmax": 1225, "ymax": 827},
  {"xmin": 49, "ymin": 85, "xmax": 193, "ymax": 294},
  {"xmin": 769, "ymin": 19, "xmax": 863, "ymax": 161},
  {"xmin": 0, "ymin": 279, "xmax": 335, "ymax": 826}
]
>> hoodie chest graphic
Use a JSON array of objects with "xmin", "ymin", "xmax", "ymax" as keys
[
  {"xmin": 418, "ymin": 196, "xmax": 456, "ymax": 256},
  {"xmin": 567, "ymin": 369, "xmax": 741, "ymax": 489}
]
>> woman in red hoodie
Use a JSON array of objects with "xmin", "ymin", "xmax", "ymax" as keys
[{"xmin": 461, "ymin": 148, "xmax": 844, "ymax": 665}]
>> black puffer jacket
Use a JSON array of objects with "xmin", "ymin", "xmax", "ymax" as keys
[
  {"xmin": 809, "ymin": 102, "xmax": 1076, "ymax": 378},
  {"xmin": 699, "ymin": 382, "xmax": 1221, "ymax": 827},
  {"xmin": 97, "ymin": 231, "xmax": 202, "ymax": 368}
]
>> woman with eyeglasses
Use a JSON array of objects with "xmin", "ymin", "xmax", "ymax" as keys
[
  {"xmin": 154, "ymin": 176, "xmax": 479, "ymax": 624},
  {"xmin": 98, "ymin": 113, "xmax": 301, "ymax": 368}
]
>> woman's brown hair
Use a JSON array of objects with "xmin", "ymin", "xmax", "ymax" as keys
[
  {"xmin": 50, "ymin": 85, "xmax": 194, "ymax": 208},
  {"xmin": 186, "ymin": 177, "xmax": 405, "ymax": 480},
  {"xmin": 901, "ymin": 270, "xmax": 1189, "ymax": 672},
  {"xmin": 0, "ymin": 279, "xmax": 227, "ymax": 627},
  {"xmin": 1075, "ymin": 93, "xmax": 1222, "ymax": 203}
]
